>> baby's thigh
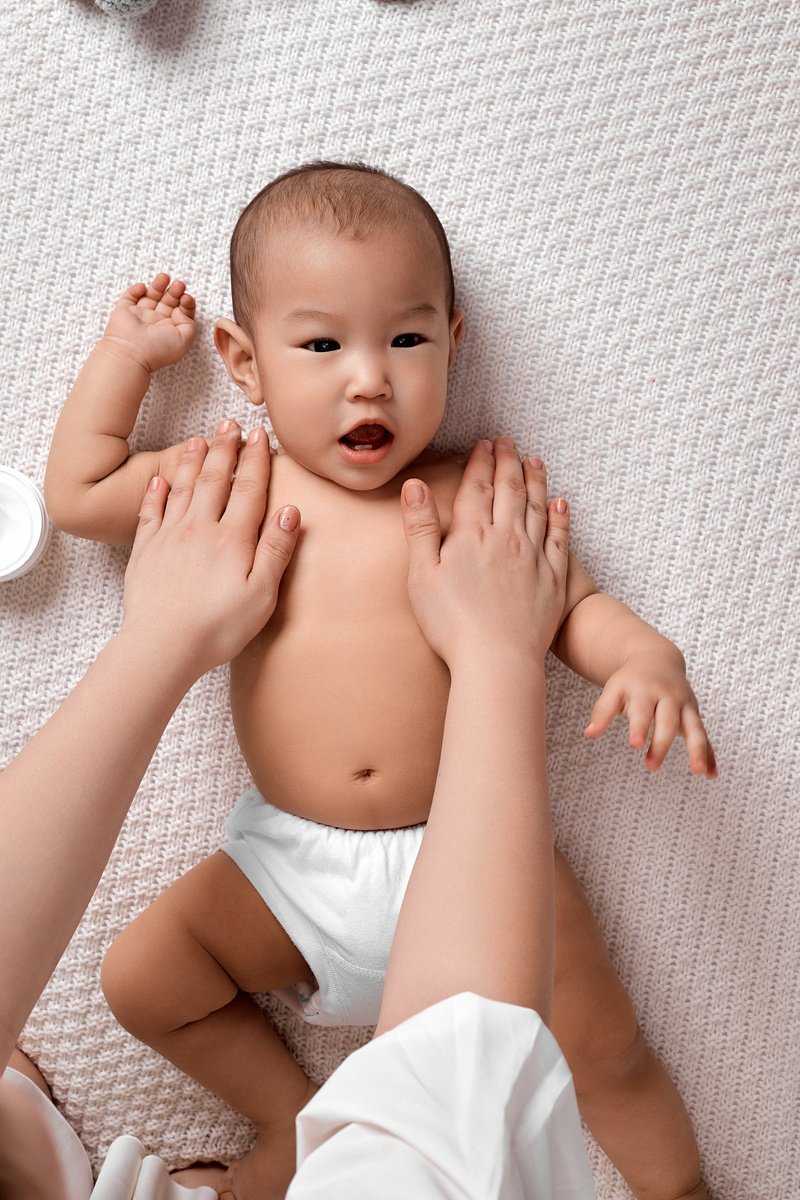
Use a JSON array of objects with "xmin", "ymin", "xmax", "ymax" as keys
[
  {"xmin": 103, "ymin": 852, "xmax": 310, "ymax": 1010},
  {"xmin": 551, "ymin": 847, "xmax": 639, "ymax": 1069}
]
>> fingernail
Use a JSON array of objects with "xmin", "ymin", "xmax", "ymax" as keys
[
  {"xmin": 556, "ymin": 497, "xmax": 567, "ymax": 513},
  {"xmin": 527, "ymin": 456, "xmax": 544, "ymax": 470},
  {"xmin": 217, "ymin": 419, "xmax": 233, "ymax": 435},
  {"xmin": 247, "ymin": 428, "xmax": 262, "ymax": 445},
  {"xmin": 403, "ymin": 481, "xmax": 425, "ymax": 509},
  {"xmin": 148, "ymin": 476, "xmax": 161, "ymax": 490},
  {"xmin": 479, "ymin": 440, "xmax": 493, "ymax": 453},
  {"xmin": 498, "ymin": 436, "xmax": 516, "ymax": 448},
  {"xmin": 279, "ymin": 506, "xmax": 299, "ymax": 531},
  {"xmin": 186, "ymin": 437, "xmax": 200, "ymax": 452}
]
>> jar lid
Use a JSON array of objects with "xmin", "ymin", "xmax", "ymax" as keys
[{"xmin": 0, "ymin": 466, "xmax": 51, "ymax": 582}]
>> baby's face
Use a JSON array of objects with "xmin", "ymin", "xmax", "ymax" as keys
[{"xmin": 244, "ymin": 222, "xmax": 463, "ymax": 490}]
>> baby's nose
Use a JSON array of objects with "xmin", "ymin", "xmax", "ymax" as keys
[{"xmin": 346, "ymin": 358, "xmax": 392, "ymax": 402}]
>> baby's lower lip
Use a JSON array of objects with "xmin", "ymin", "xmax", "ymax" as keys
[{"xmin": 338, "ymin": 433, "xmax": 395, "ymax": 465}]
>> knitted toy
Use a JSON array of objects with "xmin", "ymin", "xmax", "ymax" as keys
[{"xmin": 94, "ymin": 0, "xmax": 160, "ymax": 13}]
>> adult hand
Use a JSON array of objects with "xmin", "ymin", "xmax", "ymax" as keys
[
  {"xmin": 121, "ymin": 418, "xmax": 299, "ymax": 680},
  {"xmin": 401, "ymin": 438, "xmax": 570, "ymax": 671}
]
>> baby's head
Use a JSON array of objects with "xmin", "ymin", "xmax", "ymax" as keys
[{"xmin": 214, "ymin": 161, "xmax": 464, "ymax": 490}]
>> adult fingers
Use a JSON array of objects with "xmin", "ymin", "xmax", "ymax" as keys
[
  {"xmin": 159, "ymin": 435, "xmax": 209, "ymax": 526},
  {"xmin": 490, "ymin": 437, "xmax": 528, "ymax": 530},
  {"xmin": 129, "ymin": 476, "xmax": 169, "ymax": 559},
  {"xmin": 448, "ymin": 440, "xmax": 495, "ymax": 534},
  {"xmin": 189, "ymin": 419, "xmax": 243, "ymax": 523},
  {"xmin": 401, "ymin": 479, "xmax": 443, "ymax": 576},
  {"xmin": 543, "ymin": 495, "xmax": 570, "ymax": 583},
  {"xmin": 220, "ymin": 427, "xmax": 270, "ymax": 538},
  {"xmin": 248, "ymin": 503, "xmax": 301, "ymax": 623},
  {"xmin": 522, "ymin": 456, "xmax": 549, "ymax": 546}
]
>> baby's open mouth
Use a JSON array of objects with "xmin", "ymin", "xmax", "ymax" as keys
[{"xmin": 340, "ymin": 423, "xmax": 389, "ymax": 451}]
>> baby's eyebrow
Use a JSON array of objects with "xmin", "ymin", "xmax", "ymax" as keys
[
  {"xmin": 282, "ymin": 302, "xmax": 440, "ymax": 325},
  {"xmin": 283, "ymin": 308, "xmax": 339, "ymax": 324},
  {"xmin": 390, "ymin": 302, "xmax": 439, "ymax": 320}
]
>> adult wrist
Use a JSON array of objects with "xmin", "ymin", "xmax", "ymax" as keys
[
  {"xmin": 446, "ymin": 643, "xmax": 547, "ymax": 689},
  {"xmin": 110, "ymin": 624, "xmax": 207, "ymax": 697}
]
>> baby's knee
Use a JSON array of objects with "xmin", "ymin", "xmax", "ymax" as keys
[
  {"xmin": 102, "ymin": 924, "xmax": 150, "ymax": 1033},
  {"xmin": 101, "ymin": 917, "xmax": 183, "ymax": 1037}
]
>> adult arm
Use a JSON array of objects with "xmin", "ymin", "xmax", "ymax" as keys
[
  {"xmin": 0, "ymin": 421, "xmax": 299, "ymax": 1067},
  {"xmin": 377, "ymin": 439, "xmax": 570, "ymax": 1035}
]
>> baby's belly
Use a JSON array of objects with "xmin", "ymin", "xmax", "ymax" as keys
[{"xmin": 230, "ymin": 624, "xmax": 451, "ymax": 830}]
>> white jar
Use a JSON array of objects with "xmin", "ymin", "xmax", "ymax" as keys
[{"xmin": 0, "ymin": 466, "xmax": 52, "ymax": 582}]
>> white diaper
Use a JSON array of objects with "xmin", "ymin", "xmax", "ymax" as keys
[{"xmin": 220, "ymin": 788, "xmax": 426, "ymax": 1027}]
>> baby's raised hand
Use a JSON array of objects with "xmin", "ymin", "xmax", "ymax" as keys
[
  {"xmin": 585, "ymin": 650, "xmax": 717, "ymax": 777},
  {"xmin": 103, "ymin": 272, "xmax": 196, "ymax": 373}
]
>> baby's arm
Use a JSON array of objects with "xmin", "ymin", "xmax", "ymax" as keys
[
  {"xmin": 44, "ymin": 274, "xmax": 198, "ymax": 546},
  {"xmin": 553, "ymin": 559, "xmax": 717, "ymax": 778}
]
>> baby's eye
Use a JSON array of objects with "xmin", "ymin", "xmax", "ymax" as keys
[
  {"xmin": 303, "ymin": 339, "xmax": 340, "ymax": 353},
  {"xmin": 392, "ymin": 333, "xmax": 424, "ymax": 349}
]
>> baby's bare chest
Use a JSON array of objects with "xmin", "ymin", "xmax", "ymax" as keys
[{"xmin": 227, "ymin": 455, "xmax": 460, "ymax": 828}]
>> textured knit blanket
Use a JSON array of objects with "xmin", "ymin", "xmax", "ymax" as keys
[{"xmin": 1, "ymin": 1, "xmax": 798, "ymax": 1196}]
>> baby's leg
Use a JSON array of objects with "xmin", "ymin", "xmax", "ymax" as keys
[
  {"xmin": 551, "ymin": 848, "xmax": 708, "ymax": 1200},
  {"xmin": 101, "ymin": 851, "xmax": 318, "ymax": 1200}
]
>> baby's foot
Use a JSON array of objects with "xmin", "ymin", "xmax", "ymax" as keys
[{"xmin": 216, "ymin": 1083, "xmax": 320, "ymax": 1200}]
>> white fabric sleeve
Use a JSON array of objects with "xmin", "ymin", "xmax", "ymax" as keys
[{"xmin": 288, "ymin": 992, "xmax": 596, "ymax": 1200}]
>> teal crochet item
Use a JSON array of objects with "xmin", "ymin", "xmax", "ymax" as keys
[{"xmin": 94, "ymin": 0, "xmax": 160, "ymax": 13}]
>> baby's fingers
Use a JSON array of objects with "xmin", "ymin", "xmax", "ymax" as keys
[
  {"xmin": 117, "ymin": 281, "xmax": 149, "ymax": 308},
  {"xmin": 154, "ymin": 277, "xmax": 193, "ymax": 319},
  {"xmin": 627, "ymin": 695, "xmax": 656, "ymax": 754},
  {"xmin": 585, "ymin": 683, "xmax": 624, "ymax": 739},
  {"xmin": 644, "ymin": 699, "xmax": 681, "ymax": 771},
  {"xmin": 681, "ymin": 707, "xmax": 718, "ymax": 778}
]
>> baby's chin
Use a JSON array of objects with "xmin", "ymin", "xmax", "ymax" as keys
[{"xmin": 277, "ymin": 444, "xmax": 401, "ymax": 491}]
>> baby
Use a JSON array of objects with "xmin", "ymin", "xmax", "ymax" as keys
[{"xmin": 45, "ymin": 162, "xmax": 715, "ymax": 1200}]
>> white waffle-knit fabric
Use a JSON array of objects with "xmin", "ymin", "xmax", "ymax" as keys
[{"xmin": 1, "ymin": 1, "xmax": 798, "ymax": 1196}]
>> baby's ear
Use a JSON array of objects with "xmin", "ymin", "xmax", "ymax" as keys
[
  {"xmin": 214, "ymin": 318, "xmax": 264, "ymax": 407},
  {"xmin": 448, "ymin": 309, "xmax": 465, "ymax": 369}
]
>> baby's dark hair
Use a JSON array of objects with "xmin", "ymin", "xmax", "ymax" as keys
[{"xmin": 230, "ymin": 161, "xmax": 455, "ymax": 335}]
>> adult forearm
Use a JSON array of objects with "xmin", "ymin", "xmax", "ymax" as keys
[
  {"xmin": 0, "ymin": 630, "xmax": 196, "ymax": 1062},
  {"xmin": 554, "ymin": 592, "xmax": 684, "ymax": 686},
  {"xmin": 379, "ymin": 652, "xmax": 554, "ymax": 1033}
]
